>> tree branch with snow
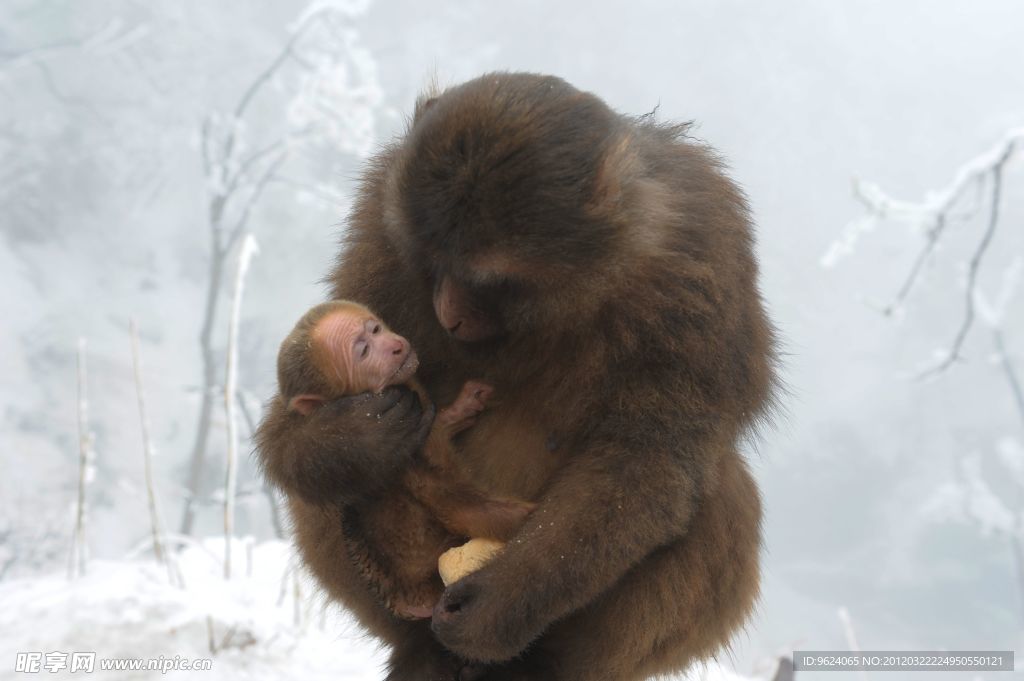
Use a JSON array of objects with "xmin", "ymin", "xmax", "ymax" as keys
[
  {"xmin": 179, "ymin": 1, "xmax": 383, "ymax": 535},
  {"xmin": 823, "ymin": 128, "xmax": 1023, "ymax": 377},
  {"xmin": 223, "ymin": 235, "xmax": 259, "ymax": 579}
]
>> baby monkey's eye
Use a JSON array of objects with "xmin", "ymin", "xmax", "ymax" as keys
[
  {"xmin": 361, "ymin": 344, "xmax": 369, "ymax": 358},
  {"xmin": 372, "ymin": 324, "xmax": 381, "ymax": 334}
]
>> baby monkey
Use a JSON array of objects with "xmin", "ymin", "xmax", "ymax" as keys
[{"xmin": 276, "ymin": 300, "xmax": 534, "ymax": 619}]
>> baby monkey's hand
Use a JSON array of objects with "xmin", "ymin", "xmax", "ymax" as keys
[{"xmin": 437, "ymin": 381, "xmax": 494, "ymax": 435}]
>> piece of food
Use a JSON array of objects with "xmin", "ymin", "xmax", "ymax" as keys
[{"xmin": 438, "ymin": 538, "xmax": 505, "ymax": 586}]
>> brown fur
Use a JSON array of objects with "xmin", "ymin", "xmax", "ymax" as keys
[
  {"xmin": 259, "ymin": 301, "xmax": 534, "ymax": 621},
  {"xmin": 261, "ymin": 72, "xmax": 777, "ymax": 681}
]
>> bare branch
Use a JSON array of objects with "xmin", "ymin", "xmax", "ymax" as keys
[
  {"xmin": 222, "ymin": 124, "xmax": 317, "ymax": 200},
  {"xmin": 829, "ymin": 128, "xmax": 1023, "ymax": 278},
  {"xmin": 223, "ymin": 234, "xmax": 260, "ymax": 579},
  {"xmin": 854, "ymin": 128, "xmax": 1024, "ymax": 227},
  {"xmin": 223, "ymin": 138, "xmax": 287, "ymax": 198},
  {"xmin": 222, "ymin": 12, "xmax": 326, "ymax": 164},
  {"xmin": 771, "ymin": 657, "xmax": 794, "ymax": 681},
  {"xmin": 882, "ymin": 214, "xmax": 946, "ymax": 316},
  {"xmin": 994, "ymin": 330, "xmax": 1024, "ymax": 429},
  {"xmin": 200, "ymin": 115, "xmax": 213, "ymax": 179},
  {"xmin": 68, "ymin": 338, "xmax": 94, "ymax": 579},
  {"xmin": 225, "ymin": 151, "xmax": 288, "ymax": 253},
  {"xmin": 1, "ymin": 18, "xmax": 144, "ymax": 72},
  {"xmin": 181, "ymin": 6, "xmax": 349, "ymax": 535},
  {"xmin": 236, "ymin": 389, "xmax": 285, "ymax": 539},
  {"xmin": 129, "ymin": 319, "xmax": 181, "ymax": 587},
  {"xmin": 920, "ymin": 148, "xmax": 1012, "ymax": 377},
  {"xmin": 840, "ymin": 128, "xmax": 1023, "ymax": 378}
]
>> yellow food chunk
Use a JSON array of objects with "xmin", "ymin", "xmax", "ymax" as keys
[{"xmin": 438, "ymin": 538, "xmax": 505, "ymax": 586}]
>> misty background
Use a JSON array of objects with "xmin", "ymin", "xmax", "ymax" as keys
[{"xmin": 2, "ymin": 1, "xmax": 1023, "ymax": 679}]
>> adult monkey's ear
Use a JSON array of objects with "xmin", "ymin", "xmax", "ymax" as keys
[
  {"xmin": 413, "ymin": 96, "xmax": 437, "ymax": 122},
  {"xmin": 586, "ymin": 133, "xmax": 639, "ymax": 217},
  {"xmin": 413, "ymin": 74, "xmax": 442, "ymax": 123},
  {"xmin": 288, "ymin": 394, "xmax": 324, "ymax": 416}
]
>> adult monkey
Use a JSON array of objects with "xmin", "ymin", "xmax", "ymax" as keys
[{"xmin": 262, "ymin": 72, "xmax": 776, "ymax": 681}]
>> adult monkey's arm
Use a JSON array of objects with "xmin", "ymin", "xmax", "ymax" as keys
[{"xmin": 430, "ymin": 436, "xmax": 702, "ymax": 662}]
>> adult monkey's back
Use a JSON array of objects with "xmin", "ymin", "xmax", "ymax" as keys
[{"xmin": 289, "ymin": 73, "xmax": 775, "ymax": 681}]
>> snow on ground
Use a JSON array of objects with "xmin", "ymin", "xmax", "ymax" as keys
[
  {"xmin": 0, "ymin": 538, "xmax": 762, "ymax": 680},
  {"xmin": 1, "ymin": 538, "xmax": 386, "ymax": 680}
]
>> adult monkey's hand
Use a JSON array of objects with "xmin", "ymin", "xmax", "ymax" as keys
[
  {"xmin": 430, "ymin": 441, "xmax": 697, "ymax": 663},
  {"xmin": 256, "ymin": 385, "xmax": 435, "ymax": 507}
]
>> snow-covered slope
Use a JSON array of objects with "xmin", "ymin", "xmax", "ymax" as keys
[
  {"xmin": 0, "ymin": 538, "xmax": 762, "ymax": 680},
  {"xmin": 1, "ymin": 539, "xmax": 386, "ymax": 680}
]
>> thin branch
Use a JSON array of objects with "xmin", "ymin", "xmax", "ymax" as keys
[
  {"xmin": 222, "ymin": 12, "xmax": 325, "ymax": 164},
  {"xmin": 919, "ymin": 149, "xmax": 1011, "ymax": 377},
  {"xmin": 994, "ymin": 330, "xmax": 1024, "ymax": 429},
  {"xmin": 771, "ymin": 657, "xmax": 795, "ymax": 681},
  {"xmin": 833, "ymin": 127, "xmax": 1024, "ymax": 284},
  {"xmin": 883, "ymin": 214, "xmax": 946, "ymax": 316},
  {"xmin": 130, "ymin": 319, "xmax": 177, "ymax": 586},
  {"xmin": 224, "ymin": 151, "xmax": 288, "ymax": 253},
  {"xmin": 68, "ymin": 338, "xmax": 94, "ymax": 579},
  {"xmin": 222, "ymin": 125, "xmax": 318, "ymax": 200},
  {"xmin": 236, "ymin": 390, "xmax": 284, "ymax": 539},
  {"xmin": 223, "ymin": 138, "xmax": 288, "ymax": 198},
  {"xmin": 206, "ymin": 616, "xmax": 217, "ymax": 655},
  {"xmin": 223, "ymin": 235, "xmax": 260, "ymax": 579},
  {"xmin": 200, "ymin": 115, "xmax": 213, "ymax": 178},
  {"xmin": 854, "ymin": 128, "xmax": 1024, "ymax": 226},
  {"xmin": 181, "ymin": 7, "xmax": 335, "ymax": 536},
  {"xmin": 838, "ymin": 607, "xmax": 869, "ymax": 681}
]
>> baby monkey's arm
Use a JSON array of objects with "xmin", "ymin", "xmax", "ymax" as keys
[{"xmin": 408, "ymin": 380, "xmax": 535, "ymax": 541}]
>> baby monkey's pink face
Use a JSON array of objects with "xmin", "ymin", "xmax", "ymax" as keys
[{"xmin": 314, "ymin": 309, "xmax": 420, "ymax": 395}]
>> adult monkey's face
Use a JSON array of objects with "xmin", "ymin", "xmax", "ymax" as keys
[
  {"xmin": 432, "ymin": 274, "xmax": 503, "ymax": 343},
  {"xmin": 389, "ymin": 73, "xmax": 629, "ymax": 345}
]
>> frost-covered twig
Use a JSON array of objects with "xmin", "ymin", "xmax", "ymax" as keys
[
  {"xmin": 236, "ymin": 390, "xmax": 285, "ymax": 538},
  {"xmin": 229, "ymin": 11, "xmax": 326, "ymax": 132},
  {"xmin": 849, "ymin": 127, "xmax": 1023, "ymax": 240},
  {"xmin": 827, "ymin": 128, "xmax": 1023, "ymax": 377},
  {"xmin": 129, "ymin": 319, "xmax": 184, "ymax": 588},
  {"xmin": 972, "ymin": 266, "xmax": 1024, "ymax": 427},
  {"xmin": 994, "ymin": 331, "xmax": 1024, "ymax": 429},
  {"xmin": 837, "ymin": 606, "xmax": 861, "ymax": 652},
  {"xmin": 180, "ymin": 7, "xmax": 350, "ymax": 535},
  {"xmin": 223, "ymin": 235, "xmax": 260, "ymax": 579},
  {"xmin": 919, "ymin": 151, "xmax": 1011, "ymax": 376},
  {"xmin": 206, "ymin": 616, "xmax": 217, "ymax": 655},
  {"xmin": 0, "ymin": 18, "xmax": 140, "ymax": 72},
  {"xmin": 771, "ymin": 657, "xmax": 794, "ymax": 681},
  {"xmin": 224, "ymin": 152, "xmax": 288, "ymax": 254},
  {"xmin": 68, "ymin": 338, "xmax": 95, "ymax": 579},
  {"xmin": 838, "ymin": 607, "xmax": 869, "ymax": 681},
  {"xmin": 293, "ymin": 567, "xmax": 304, "ymax": 628},
  {"xmin": 130, "ymin": 320, "xmax": 164, "ymax": 563}
]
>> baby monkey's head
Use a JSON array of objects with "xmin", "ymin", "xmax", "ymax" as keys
[{"xmin": 278, "ymin": 300, "xmax": 420, "ymax": 415}]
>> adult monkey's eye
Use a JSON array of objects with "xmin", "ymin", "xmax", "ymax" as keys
[
  {"xmin": 372, "ymin": 324, "xmax": 381, "ymax": 334},
  {"xmin": 355, "ymin": 340, "xmax": 368, "ymax": 360},
  {"xmin": 361, "ymin": 344, "xmax": 370, "ymax": 358}
]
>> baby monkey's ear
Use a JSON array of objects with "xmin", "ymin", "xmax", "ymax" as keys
[{"xmin": 288, "ymin": 394, "xmax": 324, "ymax": 416}]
